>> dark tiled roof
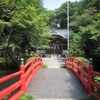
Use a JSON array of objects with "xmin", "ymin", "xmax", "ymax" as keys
[{"xmin": 49, "ymin": 29, "xmax": 69, "ymax": 39}]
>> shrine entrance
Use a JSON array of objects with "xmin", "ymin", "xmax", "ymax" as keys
[
  {"xmin": 36, "ymin": 29, "xmax": 69, "ymax": 57},
  {"xmin": 46, "ymin": 35, "xmax": 67, "ymax": 56}
]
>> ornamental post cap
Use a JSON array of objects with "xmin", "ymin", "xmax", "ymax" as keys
[
  {"xmin": 89, "ymin": 58, "xmax": 93, "ymax": 66},
  {"xmin": 20, "ymin": 58, "xmax": 24, "ymax": 65}
]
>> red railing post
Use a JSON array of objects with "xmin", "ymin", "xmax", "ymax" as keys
[
  {"xmin": 30, "ymin": 62, "xmax": 32, "ymax": 76},
  {"xmin": 20, "ymin": 58, "xmax": 26, "ymax": 92},
  {"xmin": 77, "ymin": 62, "xmax": 81, "ymax": 77},
  {"xmin": 72, "ymin": 58, "xmax": 74, "ymax": 71},
  {"xmin": 66, "ymin": 58, "xmax": 69, "ymax": 68},
  {"xmin": 88, "ymin": 58, "xmax": 94, "ymax": 93},
  {"xmin": 37, "ymin": 57, "xmax": 39, "ymax": 68},
  {"xmin": 41, "ymin": 57, "xmax": 43, "ymax": 68},
  {"xmin": 39, "ymin": 57, "xmax": 42, "ymax": 68},
  {"xmin": 37, "ymin": 57, "xmax": 41, "ymax": 68},
  {"xmin": 38, "ymin": 57, "xmax": 40, "ymax": 68}
]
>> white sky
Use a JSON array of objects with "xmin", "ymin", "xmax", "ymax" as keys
[{"xmin": 43, "ymin": 0, "xmax": 81, "ymax": 10}]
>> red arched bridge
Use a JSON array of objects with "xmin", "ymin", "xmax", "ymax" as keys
[{"xmin": 0, "ymin": 57, "xmax": 100, "ymax": 100}]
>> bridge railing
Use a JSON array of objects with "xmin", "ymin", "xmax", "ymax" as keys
[
  {"xmin": 65, "ymin": 57, "xmax": 100, "ymax": 99},
  {"xmin": 0, "ymin": 57, "xmax": 42, "ymax": 100}
]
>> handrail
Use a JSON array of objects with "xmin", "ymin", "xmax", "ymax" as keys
[
  {"xmin": 65, "ymin": 57, "xmax": 100, "ymax": 100},
  {"xmin": 0, "ymin": 57, "xmax": 42, "ymax": 100}
]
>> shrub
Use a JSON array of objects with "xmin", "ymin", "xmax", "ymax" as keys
[
  {"xmin": 0, "ymin": 58, "xmax": 6, "ymax": 66},
  {"xmin": 77, "ymin": 57, "xmax": 89, "ymax": 65},
  {"xmin": 78, "ymin": 94, "xmax": 97, "ymax": 100},
  {"xmin": 60, "ymin": 64, "xmax": 66, "ymax": 68},
  {"xmin": 94, "ymin": 76, "xmax": 100, "ymax": 83},
  {"xmin": 25, "ymin": 56, "xmax": 35, "ymax": 63},
  {"xmin": 43, "ymin": 64, "xmax": 48, "ymax": 68},
  {"xmin": 19, "ymin": 94, "xmax": 35, "ymax": 100}
]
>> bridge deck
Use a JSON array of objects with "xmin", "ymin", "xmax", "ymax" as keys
[{"xmin": 26, "ymin": 68, "xmax": 87, "ymax": 100}]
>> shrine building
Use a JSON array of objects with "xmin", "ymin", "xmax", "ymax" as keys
[{"xmin": 37, "ymin": 29, "xmax": 69, "ymax": 57}]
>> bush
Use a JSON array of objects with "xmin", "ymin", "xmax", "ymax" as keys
[
  {"xmin": 77, "ymin": 57, "xmax": 89, "ymax": 65},
  {"xmin": 94, "ymin": 76, "xmax": 100, "ymax": 83},
  {"xmin": 25, "ymin": 53, "xmax": 41, "ymax": 63},
  {"xmin": 78, "ymin": 94, "xmax": 97, "ymax": 100},
  {"xmin": 25, "ymin": 56, "xmax": 35, "ymax": 63},
  {"xmin": 60, "ymin": 64, "xmax": 66, "ymax": 68},
  {"xmin": 0, "ymin": 58, "xmax": 6, "ymax": 66},
  {"xmin": 19, "ymin": 94, "xmax": 35, "ymax": 100},
  {"xmin": 43, "ymin": 64, "xmax": 48, "ymax": 68}
]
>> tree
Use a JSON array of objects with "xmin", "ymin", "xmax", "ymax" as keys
[
  {"xmin": 54, "ymin": 0, "xmax": 100, "ymax": 71},
  {"xmin": 0, "ymin": 0, "xmax": 50, "ymax": 67},
  {"xmin": 46, "ymin": 10, "xmax": 57, "ymax": 28},
  {"xmin": 55, "ymin": 2, "xmax": 67, "ymax": 28},
  {"xmin": 69, "ymin": 33, "xmax": 84, "ymax": 57}
]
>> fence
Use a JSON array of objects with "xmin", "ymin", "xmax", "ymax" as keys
[
  {"xmin": 0, "ymin": 57, "xmax": 42, "ymax": 100},
  {"xmin": 65, "ymin": 57, "xmax": 100, "ymax": 99}
]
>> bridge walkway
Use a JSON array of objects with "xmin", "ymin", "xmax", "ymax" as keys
[{"xmin": 26, "ymin": 58, "xmax": 87, "ymax": 100}]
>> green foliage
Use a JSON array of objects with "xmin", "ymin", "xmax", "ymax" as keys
[
  {"xmin": 0, "ymin": 58, "xmax": 6, "ymax": 66},
  {"xmin": 53, "ymin": 1, "xmax": 100, "ymax": 69},
  {"xmin": 78, "ymin": 94, "xmax": 97, "ymax": 100},
  {"xmin": 94, "ymin": 76, "xmax": 100, "ymax": 83},
  {"xmin": 55, "ymin": 2, "xmax": 67, "ymax": 28},
  {"xmin": 0, "ymin": 0, "xmax": 100, "ymax": 71},
  {"xmin": 25, "ymin": 56, "xmax": 35, "ymax": 63},
  {"xmin": 77, "ymin": 57, "xmax": 89, "ymax": 65},
  {"xmin": 43, "ymin": 64, "xmax": 48, "ymax": 68},
  {"xmin": 19, "ymin": 94, "xmax": 35, "ymax": 100},
  {"xmin": 0, "ymin": 0, "xmax": 51, "ymax": 67},
  {"xmin": 60, "ymin": 64, "xmax": 66, "ymax": 68},
  {"xmin": 69, "ymin": 33, "xmax": 84, "ymax": 57},
  {"xmin": 46, "ymin": 10, "xmax": 57, "ymax": 28},
  {"xmin": 93, "ymin": 76, "xmax": 100, "ymax": 95},
  {"xmin": 0, "ymin": 70, "xmax": 7, "ymax": 77}
]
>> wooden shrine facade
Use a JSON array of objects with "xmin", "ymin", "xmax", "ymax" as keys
[{"xmin": 37, "ymin": 29, "xmax": 69, "ymax": 57}]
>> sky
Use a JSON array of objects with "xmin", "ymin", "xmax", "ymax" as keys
[{"xmin": 43, "ymin": 0, "xmax": 80, "ymax": 10}]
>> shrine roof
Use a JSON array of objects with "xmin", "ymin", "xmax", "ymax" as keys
[{"xmin": 49, "ymin": 29, "xmax": 69, "ymax": 39}]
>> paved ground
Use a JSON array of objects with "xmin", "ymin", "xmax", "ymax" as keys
[
  {"xmin": 26, "ymin": 58, "xmax": 87, "ymax": 100},
  {"xmin": 43, "ymin": 58, "xmax": 65, "ymax": 68}
]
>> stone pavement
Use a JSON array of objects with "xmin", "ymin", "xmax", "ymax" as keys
[
  {"xmin": 27, "ymin": 58, "xmax": 87, "ymax": 100},
  {"xmin": 43, "ymin": 58, "xmax": 65, "ymax": 68}
]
